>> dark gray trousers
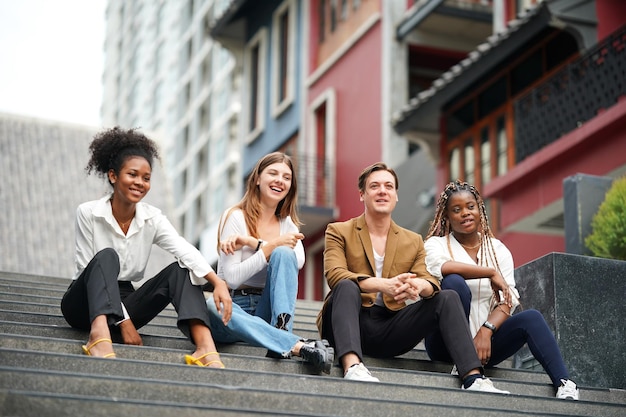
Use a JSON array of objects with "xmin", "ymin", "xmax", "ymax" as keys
[
  {"xmin": 61, "ymin": 248, "xmax": 211, "ymax": 342},
  {"xmin": 320, "ymin": 279, "xmax": 483, "ymax": 377}
]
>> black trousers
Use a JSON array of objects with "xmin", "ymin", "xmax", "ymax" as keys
[
  {"xmin": 61, "ymin": 248, "xmax": 212, "ymax": 342},
  {"xmin": 320, "ymin": 279, "xmax": 482, "ymax": 377}
]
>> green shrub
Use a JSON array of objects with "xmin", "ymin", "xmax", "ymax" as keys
[{"xmin": 585, "ymin": 176, "xmax": 626, "ymax": 260}]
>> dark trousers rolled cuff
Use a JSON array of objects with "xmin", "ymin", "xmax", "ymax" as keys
[
  {"xmin": 320, "ymin": 279, "xmax": 364, "ymax": 361},
  {"xmin": 121, "ymin": 262, "xmax": 213, "ymax": 342},
  {"xmin": 61, "ymin": 250, "xmax": 212, "ymax": 347},
  {"xmin": 61, "ymin": 248, "xmax": 125, "ymax": 329},
  {"xmin": 321, "ymin": 281, "xmax": 482, "ymax": 378}
]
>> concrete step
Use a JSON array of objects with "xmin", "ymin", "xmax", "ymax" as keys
[
  {"xmin": 0, "ymin": 307, "xmax": 322, "ymax": 340},
  {"xmin": 0, "ymin": 320, "xmax": 437, "ymax": 362},
  {"xmin": 0, "ymin": 390, "xmax": 291, "ymax": 417},
  {"xmin": 2, "ymin": 360, "xmax": 623, "ymax": 417},
  {"xmin": 2, "ymin": 270, "xmax": 625, "ymax": 417},
  {"xmin": 0, "ymin": 279, "xmax": 323, "ymax": 319},
  {"xmin": 0, "ymin": 333, "xmax": 564, "ymax": 392}
]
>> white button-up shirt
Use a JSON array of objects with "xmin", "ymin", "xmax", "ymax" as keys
[
  {"xmin": 74, "ymin": 194, "xmax": 213, "ymax": 286},
  {"xmin": 424, "ymin": 233, "xmax": 520, "ymax": 336}
]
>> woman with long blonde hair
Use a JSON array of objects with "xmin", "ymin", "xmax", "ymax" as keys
[{"xmin": 205, "ymin": 152, "xmax": 334, "ymax": 373}]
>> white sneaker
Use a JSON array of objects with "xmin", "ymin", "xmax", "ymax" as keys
[
  {"xmin": 344, "ymin": 363, "xmax": 380, "ymax": 382},
  {"xmin": 462, "ymin": 376, "xmax": 510, "ymax": 394},
  {"xmin": 556, "ymin": 379, "xmax": 579, "ymax": 400}
]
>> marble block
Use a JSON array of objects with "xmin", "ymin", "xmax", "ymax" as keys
[
  {"xmin": 563, "ymin": 173, "xmax": 613, "ymax": 256},
  {"xmin": 513, "ymin": 252, "xmax": 626, "ymax": 389}
]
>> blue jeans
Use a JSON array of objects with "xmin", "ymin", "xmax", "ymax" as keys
[
  {"xmin": 206, "ymin": 297, "xmax": 300, "ymax": 357},
  {"xmin": 206, "ymin": 246, "xmax": 300, "ymax": 356},
  {"xmin": 425, "ymin": 274, "xmax": 570, "ymax": 387},
  {"xmin": 245, "ymin": 246, "xmax": 298, "ymax": 331}
]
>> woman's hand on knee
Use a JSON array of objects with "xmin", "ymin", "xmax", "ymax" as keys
[{"xmin": 119, "ymin": 319, "xmax": 143, "ymax": 346}]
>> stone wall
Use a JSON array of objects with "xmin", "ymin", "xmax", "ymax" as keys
[{"xmin": 514, "ymin": 252, "xmax": 626, "ymax": 389}]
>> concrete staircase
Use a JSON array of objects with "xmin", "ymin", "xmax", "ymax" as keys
[{"xmin": 1, "ymin": 271, "xmax": 624, "ymax": 416}]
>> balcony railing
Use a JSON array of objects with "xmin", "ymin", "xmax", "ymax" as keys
[
  {"xmin": 294, "ymin": 154, "xmax": 334, "ymax": 208},
  {"xmin": 513, "ymin": 25, "xmax": 626, "ymax": 163}
]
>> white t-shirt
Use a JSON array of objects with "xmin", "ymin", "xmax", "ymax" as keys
[
  {"xmin": 424, "ymin": 233, "xmax": 520, "ymax": 336},
  {"xmin": 217, "ymin": 208, "xmax": 305, "ymax": 289}
]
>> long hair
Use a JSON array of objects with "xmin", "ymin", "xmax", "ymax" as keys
[
  {"xmin": 426, "ymin": 180, "xmax": 500, "ymax": 270},
  {"xmin": 219, "ymin": 152, "xmax": 300, "ymax": 242}
]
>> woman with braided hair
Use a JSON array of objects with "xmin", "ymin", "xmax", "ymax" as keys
[
  {"xmin": 423, "ymin": 180, "xmax": 579, "ymax": 400},
  {"xmin": 61, "ymin": 127, "xmax": 231, "ymax": 367}
]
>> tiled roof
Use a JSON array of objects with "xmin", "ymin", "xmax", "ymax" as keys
[
  {"xmin": 0, "ymin": 113, "xmax": 173, "ymax": 280},
  {"xmin": 392, "ymin": 2, "xmax": 553, "ymax": 134}
]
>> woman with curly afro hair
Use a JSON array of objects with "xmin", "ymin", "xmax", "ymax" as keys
[{"xmin": 61, "ymin": 127, "xmax": 232, "ymax": 368}]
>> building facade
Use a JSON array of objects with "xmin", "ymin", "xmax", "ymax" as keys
[
  {"xmin": 101, "ymin": 0, "xmax": 241, "ymax": 265},
  {"xmin": 210, "ymin": 0, "xmax": 458, "ymax": 300},
  {"xmin": 393, "ymin": 0, "xmax": 626, "ymax": 266}
]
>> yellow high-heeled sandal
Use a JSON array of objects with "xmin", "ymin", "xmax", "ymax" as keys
[
  {"xmin": 82, "ymin": 338, "xmax": 116, "ymax": 358},
  {"xmin": 184, "ymin": 351, "xmax": 225, "ymax": 368}
]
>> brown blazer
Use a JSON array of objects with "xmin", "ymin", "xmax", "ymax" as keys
[{"xmin": 316, "ymin": 214, "xmax": 440, "ymax": 332}]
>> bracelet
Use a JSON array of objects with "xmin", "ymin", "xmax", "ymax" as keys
[
  {"xmin": 482, "ymin": 320, "xmax": 497, "ymax": 333},
  {"xmin": 496, "ymin": 305, "xmax": 512, "ymax": 316},
  {"xmin": 255, "ymin": 239, "xmax": 263, "ymax": 252}
]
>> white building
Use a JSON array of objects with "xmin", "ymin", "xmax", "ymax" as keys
[{"xmin": 101, "ymin": 0, "xmax": 242, "ymax": 264}]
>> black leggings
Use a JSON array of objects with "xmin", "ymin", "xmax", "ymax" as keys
[{"xmin": 425, "ymin": 274, "xmax": 570, "ymax": 387}]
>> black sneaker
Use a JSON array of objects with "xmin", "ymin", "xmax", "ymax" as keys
[
  {"xmin": 299, "ymin": 339, "xmax": 334, "ymax": 374},
  {"xmin": 265, "ymin": 349, "xmax": 285, "ymax": 359}
]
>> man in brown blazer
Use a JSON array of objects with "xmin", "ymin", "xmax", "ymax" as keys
[{"xmin": 317, "ymin": 162, "xmax": 509, "ymax": 393}]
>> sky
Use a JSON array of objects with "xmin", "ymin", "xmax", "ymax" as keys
[{"xmin": 0, "ymin": 0, "xmax": 106, "ymax": 126}]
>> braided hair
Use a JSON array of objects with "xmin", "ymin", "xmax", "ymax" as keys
[
  {"xmin": 426, "ymin": 180, "xmax": 500, "ymax": 271},
  {"xmin": 85, "ymin": 126, "xmax": 160, "ymax": 185}
]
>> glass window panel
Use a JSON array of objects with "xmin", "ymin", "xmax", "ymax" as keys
[
  {"xmin": 249, "ymin": 44, "xmax": 259, "ymax": 131},
  {"xmin": 449, "ymin": 147, "xmax": 460, "ymax": 181},
  {"xmin": 481, "ymin": 127, "xmax": 491, "ymax": 186},
  {"xmin": 464, "ymin": 139, "xmax": 475, "ymax": 184},
  {"xmin": 497, "ymin": 116, "xmax": 508, "ymax": 176}
]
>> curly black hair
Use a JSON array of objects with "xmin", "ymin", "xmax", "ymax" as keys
[{"xmin": 85, "ymin": 127, "xmax": 160, "ymax": 183}]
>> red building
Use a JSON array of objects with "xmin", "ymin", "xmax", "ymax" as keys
[{"xmin": 393, "ymin": 0, "xmax": 626, "ymax": 266}]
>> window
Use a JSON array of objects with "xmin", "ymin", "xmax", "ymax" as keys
[
  {"xmin": 330, "ymin": 0, "xmax": 338, "ymax": 32},
  {"xmin": 272, "ymin": 0, "xmax": 296, "ymax": 117},
  {"xmin": 212, "ymin": 183, "xmax": 225, "ymax": 221},
  {"xmin": 244, "ymin": 28, "xmax": 268, "ymax": 142},
  {"xmin": 464, "ymin": 138, "xmax": 475, "ymax": 185},
  {"xmin": 496, "ymin": 116, "xmax": 508, "ymax": 176},
  {"xmin": 213, "ymin": 124, "xmax": 228, "ymax": 168},
  {"xmin": 480, "ymin": 127, "xmax": 491, "ymax": 186},
  {"xmin": 319, "ymin": 0, "xmax": 326, "ymax": 42},
  {"xmin": 341, "ymin": 0, "xmax": 348, "ymax": 20},
  {"xmin": 443, "ymin": 28, "xmax": 577, "ymax": 188},
  {"xmin": 449, "ymin": 147, "xmax": 460, "ymax": 181},
  {"xmin": 307, "ymin": 89, "xmax": 337, "ymax": 207},
  {"xmin": 198, "ymin": 144, "xmax": 209, "ymax": 180}
]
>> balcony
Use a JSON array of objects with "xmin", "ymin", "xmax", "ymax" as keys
[
  {"xmin": 514, "ymin": 24, "xmax": 626, "ymax": 163},
  {"xmin": 294, "ymin": 154, "xmax": 337, "ymax": 238},
  {"xmin": 397, "ymin": 0, "xmax": 492, "ymax": 41}
]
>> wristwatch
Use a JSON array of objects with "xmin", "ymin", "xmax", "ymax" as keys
[{"xmin": 482, "ymin": 321, "xmax": 497, "ymax": 333}]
